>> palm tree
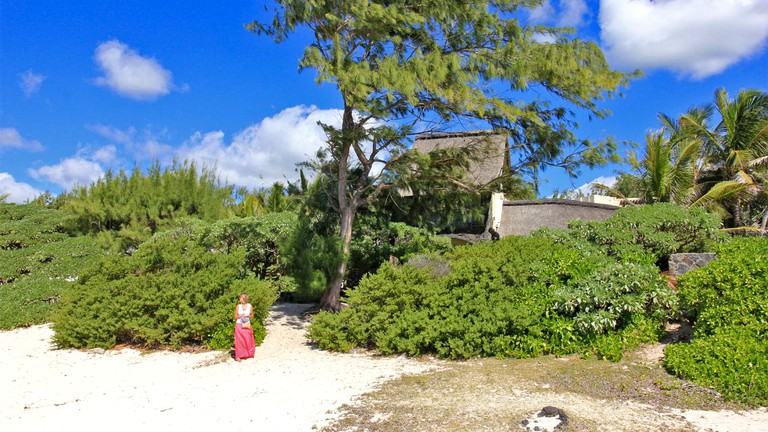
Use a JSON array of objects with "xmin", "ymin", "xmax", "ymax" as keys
[
  {"xmin": 682, "ymin": 88, "xmax": 768, "ymax": 229},
  {"xmin": 624, "ymin": 129, "xmax": 699, "ymax": 205}
]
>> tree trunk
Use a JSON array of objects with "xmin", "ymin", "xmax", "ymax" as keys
[
  {"xmin": 318, "ymin": 205, "xmax": 355, "ymax": 311},
  {"xmin": 318, "ymin": 104, "xmax": 357, "ymax": 312}
]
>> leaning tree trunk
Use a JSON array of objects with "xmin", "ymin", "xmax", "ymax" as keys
[
  {"xmin": 318, "ymin": 205, "xmax": 355, "ymax": 312},
  {"xmin": 318, "ymin": 104, "xmax": 357, "ymax": 312}
]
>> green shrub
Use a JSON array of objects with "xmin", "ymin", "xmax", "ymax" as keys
[
  {"xmin": 0, "ymin": 204, "xmax": 104, "ymax": 329},
  {"xmin": 348, "ymin": 222, "xmax": 452, "ymax": 287},
  {"xmin": 665, "ymin": 324, "xmax": 767, "ymax": 405},
  {"xmin": 52, "ymin": 230, "xmax": 278, "ymax": 349},
  {"xmin": 553, "ymin": 261, "xmax": 678, "ymax": 334},
  {"xmin": 664, "ymin": 237, "xmax": 768, "ymax": 405},
  {"xmin": 568, "ymin": 203, "xmax": 725, "ymax": 267},
  {"xmin": 309, "ymin": 234, "xmax": 674, "ymax": 360}
]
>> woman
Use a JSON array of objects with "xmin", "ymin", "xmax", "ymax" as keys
[{"xmin": 233, "ymin": 293, "xmax": 256, "ymax": 361}]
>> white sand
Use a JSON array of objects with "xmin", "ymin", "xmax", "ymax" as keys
[
  {"xmin": 2, "ymin": 303, "xmax": 766, "ymax": 432},
  {"xmin": 0, "ymin": 303, "xmax": 434, "ymax": 431}
]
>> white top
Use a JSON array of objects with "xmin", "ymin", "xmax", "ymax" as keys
[{"xmin": 237, "ymin": 303, "xmax": 252, "ymax": 323}]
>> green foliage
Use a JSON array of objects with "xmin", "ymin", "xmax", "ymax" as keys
[
  {"xmin": 58, "ymin": 160, "xmax": 234, "ymax": 252},
  {"xmin": 664, "ymin": 237, "xmax": 768, "ymax": 405},
  {"xmin": 0, "ymin": 204, "xmax": 104, "ymax": 329},
  {"xmin": 282, "ymin": 176, "xmax": 343, "ymax": 302},
  {"xmin": 51, "ymin": 229, "xmax": 278, "ymax": 350},
  {"xmin": 251, "ymin": 0, "xmax": 633, "ymax": 310},
  {"xmin": 309, "ymin": 234, "xmax": 674, "ymax": 360},
  {"xmin": 199, "ymin": 212, "xmax": 297, "ymax": 280},
  {"xmin": 567, "ymin": 203, "xmax": 726, "ymax": 267},
  {"xmin": 683, "ymin": 89, "xmax": 768, "ymax": 228},
  {"xmin": 347, "ymin": 221, "xmax": 452, "ymax": 289},
  {"xmin": 553, "ymin": 262, "xmax": 678, "ymax": 335}
]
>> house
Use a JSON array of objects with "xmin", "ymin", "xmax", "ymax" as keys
[
  {"xmin": 403, "ymin": 130, "xmax": 623, "ymax": 243},
  {"xmin": 399, "ymin": 130, "xmax": 509, "ymax": 197}
]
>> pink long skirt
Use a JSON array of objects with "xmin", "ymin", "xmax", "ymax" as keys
[{"xmin": 234, "ymin": 322, "xmax": 256, "ymax": 360}]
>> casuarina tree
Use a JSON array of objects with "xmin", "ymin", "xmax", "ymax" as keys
[{"xmin": 249, "ymin": 0, "xmax": 634, "ymax": 311}]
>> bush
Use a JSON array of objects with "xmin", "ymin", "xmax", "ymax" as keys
[
  {"xmin": 347, "ymin": 222, "xmax": 452, "ymax": 288},
  {"xmin": 199, "ymin": 212, "xmax": 297, "ymax": 281},
  {"xmin": 309, "ymin": 234, "xmax": 675, "ymax": 360},
  {"xmin": 0, "ymin": 204, "xmax": 104, "ymax": 329},
  {"xmin": 567, "ymin": 203, "xmax": 726, "ymax": 267},
  {"xmin": 664, "ymin": 237, "xmax": 768, "ymax": 405},
  {"xmin": 553, "ymin": 261, "xmax": 678, "ymax": 335},
  {"xmin": 51, "ymin": 230, "xmax": 278, "ymax": 349}
]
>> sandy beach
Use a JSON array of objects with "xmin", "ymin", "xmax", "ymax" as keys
[
  {"xmin": 2, "ymin": 303, "xmax": 766, "ymax": 432},
  {"xmin": 0, "ymin": 303, "xmax": 434, "ymax": 431}
]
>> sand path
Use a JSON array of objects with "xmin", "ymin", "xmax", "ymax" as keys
[{"xmin": 0, "ymin": 303, "xmax": 433, "ymax": 431}]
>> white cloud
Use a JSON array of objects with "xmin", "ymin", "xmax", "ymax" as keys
[
  {"xmin": 575, "ymin": 175, "xmax": 617, "ymax": 195},
  {"xmin": 530, "ymin": 0, "xmax": 555, "ymax": 22},
  {"xmin": 0, "ymin": 173, "xmax": 43, "ymax": 204},
  {"xmin": 92, "ymin": 145, "xmax": 118, "ymax": 164},
  {"xmin": 529, "ymin": 0, "xmax": 589, "ymax": 27},
  {"xmin": 87, "ymin": 124, "xmax": 135, "ymax": 144},
  {"xmin": 0, "ymin": 128, "xmax": 44, "ymax": 152},
  {"xmin": 178, "ymin": 105, "xmax": 344, "ymax": 189},
  {"xmin": 19, "ymin": 69, "xmax": 46, "ymax": 97},
  {"xmin": 28, "ymin": 158, "xmax": 104, "ymax": 190},
  {"xmin": 87, "ymin": 123, "xmax": 174, "ymax": 161},
  {"xmin": 600, "ymin": 0, "xmax": 768, "ymax": 79},
  {"xmin": 93, "ymin": 40, "xmax": 178, "ymax": 100},
  {"xmin": 559, "ymin": 0, "xmax": 589, "ymax": 27}
]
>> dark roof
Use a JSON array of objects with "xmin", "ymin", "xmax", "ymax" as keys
[{"xmin": 410, "ymin": 130, "xmax": 507, "ymax": 187}]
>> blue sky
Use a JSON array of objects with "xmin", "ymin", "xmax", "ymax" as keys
[{"xmin": 1, "ymin": 0, "xmax": 767, "ymax": 203}]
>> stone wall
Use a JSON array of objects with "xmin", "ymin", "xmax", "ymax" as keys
[
  {"xmin": 497, "ymin": 199, "xmax": 619, "ymax": 237},
  {"xmin": 669, "ymin": 253, "xmax": 718, "ymax": 276}
]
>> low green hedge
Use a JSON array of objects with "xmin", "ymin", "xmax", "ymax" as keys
[
  {"xmin": 0, "ymin": 204, "xmax": 104, "ymax": 329},
  {"xmin": 664, "ymin": 237, "xmax": 768, "ymax": 405},
  {"xmin": 52, "ymin": 228, "xmax": 277, "ymax": 350},
  {"xmin": 309, "ymin": 235, "xmax": 675, "ymax": 360},
  {"xmin": 567, "ymin": 203, "xmax": 726, "ymax": 266}
]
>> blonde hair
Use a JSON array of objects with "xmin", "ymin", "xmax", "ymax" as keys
[{"xmin": 239, "ymin": 293, "xmax": 249, "ymax": 302}]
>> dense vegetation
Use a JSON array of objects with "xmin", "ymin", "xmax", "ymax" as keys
[
  {"xmin": 665, "ymin": 237, "xmax": 768, "ymax": 405},
  {"xmin": 1, "ymin": 87, "xmax": 765, "ymax": 406},
  {"xmin": 309, "ymin": 234, "xmax": 676, "ymax": 360},
  {"xmin": 308, "ymin": 203, "xmax": 722, "ymax": 360},
  {"xmin": 0, "ymin": 204, "xmax": 104, "ymax": 329},
  {"xmin": 57, "ymin": 161, "xmax": 233, "ymax": 252},
  {"xmin": 52, "ymin": 222, "xmax": 278, "ymax": 350},
  {"xmin": 609, "ymin": 88, "xmax": 768, "ymax": 232}
]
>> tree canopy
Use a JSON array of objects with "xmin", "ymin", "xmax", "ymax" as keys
[{"xmin": 250, "ymin": 0, "xmax": 634, "ymax": 310}]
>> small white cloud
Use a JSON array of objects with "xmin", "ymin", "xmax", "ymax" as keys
[
  {"xmin": 0, "ymin": 128, "xmax": 44, "ymax": 152},
  {"xmin": 93, "ymin": 40, "xmax": 178, "ymax": 100},
  {"xmin": 529, "ymin": 0, "xmax": 555, "ymax": 22},
  {"xmin": 576, "ymin": 175, "xmax": 617, "ymax": 195},
  {"xmin": 558, "ymin": 0, "xmax": 589, "ymax": 27},
  {"xmin": 28, "ymin": 158, "xmax": 104, "ymax": 190},
  {"xmin": 92, "ymin": 145, "xmax": 118, "ymax": 164},
  {"xmin": 178, "ymin": 105, "xmax": 344, "ymax": 189},
  {"xmin": 19, "ymin": 69, "xmax": 46, "ymax": 97},
  {"xmin": 0, "ymin": 173, "xmax": 43, "ymax": 203},
  {"xmin": 87, "ymin": 124, "xmax": 135, "ymax": 144},
  {"xmin": 86, "ymin": 123, "xmax": 173, "ymax": 161},
  {"xmin": 529, "ymin": 0, "xmax": 589, "ymax": 27},
  {"xmin": 600, "ymin": 0, "xmax": 768, "ymax": 79}
]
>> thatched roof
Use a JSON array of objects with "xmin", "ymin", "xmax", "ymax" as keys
[{"xmin": 409, "ymin": 130, "xmax": 508, "ymax": 187}]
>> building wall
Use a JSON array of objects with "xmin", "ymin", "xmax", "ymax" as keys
[{"xmin": 498, "ymin": 199, "xmax": 619, "ymax": 237}]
